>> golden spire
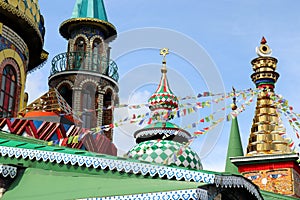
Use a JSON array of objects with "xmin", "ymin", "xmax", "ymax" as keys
[{"xmin": 246, "ymin": 37, "xmax": 291, "ymax": 156}]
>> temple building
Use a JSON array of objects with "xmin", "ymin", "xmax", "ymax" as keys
[{"xmin": 0, "ymin": 0, "xmax": 299, "ymax": 199}]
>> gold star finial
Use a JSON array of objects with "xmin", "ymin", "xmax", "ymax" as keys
[{"xmin": 160, "ymin": 48, "xmax": 169, "ymax": 62}]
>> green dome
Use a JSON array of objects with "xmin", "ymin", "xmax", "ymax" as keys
[{"xmin": 128, "ymin": 140, "xmax": 203, "ymax": 170}]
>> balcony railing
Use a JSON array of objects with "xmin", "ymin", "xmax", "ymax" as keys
[{"xmin": 50, "ymin": 51, "xmax": 119, "ymax": 81}]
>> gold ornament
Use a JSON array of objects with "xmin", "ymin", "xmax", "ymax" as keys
[{"xmin": 7, "ymin": 0, "xmax": 18, "ymax": 7}]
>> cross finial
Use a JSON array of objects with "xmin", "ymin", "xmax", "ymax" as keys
[{"xmin": 160, "ymin": 48, "xmax": 169, "ymax": 63}]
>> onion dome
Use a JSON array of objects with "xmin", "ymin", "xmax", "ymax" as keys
[
  {"xmin": 128, "ymin": 140, "xmax": 203, "ymax": 170},
  {"xmin": 148, "ymin": 48, "xmax": 179, "ymax": 112},
  {"xmin": 59, "ymin": 0, "xmax": 116, "ymax": 40},
  {"xmin": 134, "ymin": 122, "xmax": 191, "ymax": 144},
  {"xmin": 0, "ymin": 0, "xmax": 48, "ymax": 71}
]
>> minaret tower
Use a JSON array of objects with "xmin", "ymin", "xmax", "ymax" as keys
[
  {"xmin": 231, "ymin": 38, "xmax": 300, "ymax": 197},
  {"xmin": 48, "ymin": 0, "xmax": 118, "ymax": 140},
  {"xmin": 247, "ymin": 37, "xmax": 291, "ymax": 155}
]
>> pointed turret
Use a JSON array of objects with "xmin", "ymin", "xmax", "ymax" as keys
[
  {"xmin": 128, "ymin": 49, "xmax": 202, "ymax": 170},
  {"xmin": 72, "ymin": 0, "xmax": 108, "ymax": 21},
  {"xmin": 225, "ymin": 89, "xmax": 243, "ymax": 174},
  {"xmin": 148, "ymin": 48, "xmax": 179, "ymax": 114},
  {"xmin": 135, "ymin": 48, "xmax": 189, "ymax": 144}
]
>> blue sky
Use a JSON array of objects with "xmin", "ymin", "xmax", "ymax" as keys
[{"xmin": 29, "ymin": 1, "xmax": 300, "ymax": 171}]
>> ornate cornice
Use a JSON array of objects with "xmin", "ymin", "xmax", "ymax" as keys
[{"xmin": 0, "ymin": 1, "xmax": 43, "ymax": 42}]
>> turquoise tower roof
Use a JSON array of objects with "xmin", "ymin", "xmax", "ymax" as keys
[
  {"xmin": 60, "ymin": 0, "xmax": 116, "ymax": 39},
  {"xmin": 72, "ymin": 0, "xmax": 108, "ymax": 21}
]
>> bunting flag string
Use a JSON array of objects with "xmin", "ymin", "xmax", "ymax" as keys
[
  {"xmin": 269, "ymin": 94, "xmax": 299, "ymax": 153},
  {"xmin": 46, "ymin": 88, "xmax": 259, "ymax": 150},
  {"xmin": 47, "ymin": 135, "xmax": 82, "ymax": 146},
  {"xmin": 74, "ymin": 88, "xmax": 258, "ymax": 136},
  {"xmin": 46, "ymin": 88, "xmax": 258, "ymax": 142},
  {"xmin": 191, "ymin": 90, "xmax": 257, "ymax": 137},
  {"xmin": 114, "ymin": 88, "xmax": 258, "ymax": 129},
  {"xmin": 67, "ymin": 88, "xmax": 258, "ymax": 115}
]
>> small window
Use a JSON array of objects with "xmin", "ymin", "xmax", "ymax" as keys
[
  {"xmin": 73, "ymin": 37, "xmax": 86, "ymax": 69},
  {"xmin": 92, "ymin": 38, "xmax": 103, "ymax": 72},
  {"xmin": 82, "ymin": 85, "xmax": 96, "ymax": 128},
  {"xmin": 59, "ymin": 85, "xmax": 73, "ymax": 107}
]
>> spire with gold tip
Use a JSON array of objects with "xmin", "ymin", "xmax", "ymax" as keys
[{"xmin": 148, "ymin": 48, "xmax": 179, "ymax": 117}]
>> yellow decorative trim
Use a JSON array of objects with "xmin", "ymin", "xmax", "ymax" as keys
[
  {"xmin": 0, "ymin": 23, "xmax": 2, "ymax": 35},
  {"xmin": 0, "ymin": 1, "xmax": 42, "ymax": 42},
  {"xmin": 40, "ymin": 50, "xmax": 48, "ymax": 60},
  {"xmin": 61, "ymin": 17, "xmax": 116, "ymax": 31},
  {"xmin": 0, "ymin": 49, "xmax": 26, "ymax": 111},
  {"xmin": 59, "ymin": 18, "xmax": 117, "ymax": 39}
]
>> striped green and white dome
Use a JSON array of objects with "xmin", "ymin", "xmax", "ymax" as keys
[{"xmin": 128, "ymin": 140, "xmax": 203, "ymax": 170}]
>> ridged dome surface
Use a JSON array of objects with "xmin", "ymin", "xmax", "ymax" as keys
[
  {"xmin": 128, "ymin": 140, "xmax": 203, "ymax": 170},
  {"xmin": 147, "ymin": 61, "xmax": 178, "ymax": 111}
]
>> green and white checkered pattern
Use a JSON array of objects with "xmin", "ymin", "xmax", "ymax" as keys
[{"xmin": 128, "ymin": 140, "xmax": 203, "ymax": 170}]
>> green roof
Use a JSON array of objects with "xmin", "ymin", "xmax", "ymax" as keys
[
  {"xmin": 2, "ymin": 168, "xmax": 202, "ymax": 200},
  {"xmin": 225, "ymin": 117, "xmax": 243, "ymax": 174},
  {"xmin": 72, "ymin": 0, "xmax": 108, "ymax": 21},
  {"xmin": 0, "ymin": 131, "xmax": 47, "ymax": 145},
  {"xmin": 0, "ymin": 131, "xmax": 290, "ymax": 200}
]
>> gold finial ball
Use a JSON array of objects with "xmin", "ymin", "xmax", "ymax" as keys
[{"xmin": 231, "ymin": 103, "xmax": 237, "ymax": 110}]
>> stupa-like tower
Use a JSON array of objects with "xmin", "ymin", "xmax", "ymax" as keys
[
  {"xmin": 247, "ymin": 37, "xmax": 291, "ymax": 155},
  {"xmin": 231, "ymin": 38, "xmax": 299, "ymax": 197}
]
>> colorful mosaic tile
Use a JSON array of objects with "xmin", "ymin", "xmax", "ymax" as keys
[{"xmin": 128, "ymin": 140, "xmax": 203, "ymax": 170}]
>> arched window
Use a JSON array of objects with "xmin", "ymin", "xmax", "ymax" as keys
[
  {"xmin": 74, "ymin": 37, "xmax": 86, "ymax": 52},
  {"xmin": 58, "ymin": 84, "xmax": 73, "ymax": 108},
  {"xmin": 73, "ymin": 37, "xmax": 86, "ymax": 69},
  {"xmin": 92, "ymin": 38, "xmax": 102, "ymax": 71},
  {"xmin": 0, "ymin": 65, "xmax": 17, "ymax": 117},
  {"xmin": 102, "ymin": 91, "xmax": 113, "ymax": 140},
  {"xmin": 82, "ymin": 85, "xmax": 96, "ymax": 128}
]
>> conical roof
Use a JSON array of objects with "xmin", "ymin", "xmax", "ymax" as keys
[
  {"xmin": 72, "ymin": 0, "xmax": 108, "ymax": 21},
  {"xmin": 225, "ymin": 116, "xmax": 243, "ymax": 174},
  {"xmin": 148, "ymin": 61, "xmax": 179, "ymax": 112},
  {"xmin": 59, "ymin": 0, "xmax": 116, "ymax": 39}
]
